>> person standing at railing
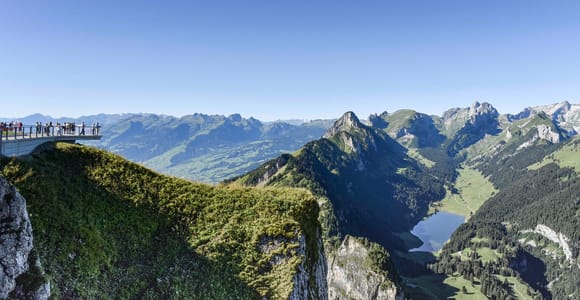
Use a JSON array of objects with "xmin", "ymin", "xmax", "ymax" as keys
[{"xmin": 81, "ymin": 122, "xmax": 86, "ymax": 135}]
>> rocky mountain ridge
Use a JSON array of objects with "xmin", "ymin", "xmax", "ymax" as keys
[
  {"xmin": 2, "ymin": 101, "xmax": 579, "ymax": 299},
  {"xmin": 98, "ymin": 113, "xmax": 332, "ymax": 183},
  {"xmin": 236, "ymin": 101, "xmax": 579, "ymax": 299}
]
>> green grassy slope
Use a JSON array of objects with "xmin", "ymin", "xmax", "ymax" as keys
[
  {"xmin": 528, "ymin": 137, "xmax": 580, "ymax": 172},
  {"xmin": 430, "ymin": 166, "xmax": 497, "ymax": 218},
  {"xmin": 0, "ymin": 143, "xmax": 321, "ymax": 299}
]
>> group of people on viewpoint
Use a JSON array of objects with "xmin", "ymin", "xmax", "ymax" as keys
[{"xmin": 1, "ymin": 120, "xmax": 101, "ymax": 137}]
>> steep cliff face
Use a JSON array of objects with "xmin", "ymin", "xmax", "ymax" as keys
[
  {"xmin": 510, "ymin": 101, "xmax": 580, "ymax": 136},
  {"xmin": 323, "ymin": 112, "xmax": 364, "ymax": 139},
  {"xmin": 0, "ymin": 176, "xmax": 50, "ymax": 299},
  {"xmin": 521, "ymin": 224, "xmax": 574, "ymax": 262},
  {"xmin": 446, "ymin": 102, "xmax": 501, "ymax": 156},
  {"xmin": 289, "ymin": 232, "xmax": 328, "ymax": 300},
  {"xmin": 327, "ymin": 236, "xmax": 402, "ymax": 300},
  {"xmin": 440, "ymin": 101, "xmax": 499, "ymax": 137}
]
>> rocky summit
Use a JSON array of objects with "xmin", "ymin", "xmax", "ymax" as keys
[{"xmin": 0, "ymin": 101, "xmax": 579, "ymax": 299}]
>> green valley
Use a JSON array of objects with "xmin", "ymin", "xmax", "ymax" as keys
[{"xmin": 429, "ymin": 166, "xmax": 497, "ymax": 218}]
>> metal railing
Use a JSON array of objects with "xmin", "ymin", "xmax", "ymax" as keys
[{"xmin": 0, "ymin": 123, "xmax": 101, "ymax": 141}]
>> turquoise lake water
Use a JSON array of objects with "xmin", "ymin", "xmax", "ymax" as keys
[{"xmin": 409, "ymin": 211, "xmax": 465, "ymax": 252}]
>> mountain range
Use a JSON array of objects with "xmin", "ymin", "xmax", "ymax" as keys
[
  {"xmin": 0, "ymin": 113, "xmax": 332, "ymax": 183},
  {"xmin": 233, "ymin": 101, "xmax": 580, "ymax": 299},
  {"xmin": 1, "ymin": 101, "xmax": 579, "ymax": 299}
]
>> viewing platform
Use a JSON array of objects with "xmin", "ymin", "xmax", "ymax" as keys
[{"xmin": 0, "ymin": 124, "xmax": 102, "ymax": 157}]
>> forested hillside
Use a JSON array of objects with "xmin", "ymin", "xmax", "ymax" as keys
[
  {"xmin": 234, "ymin": 111, "xmax": 445, "ymax": 297},
  {"xmin": 234, "ymin": 102, "xmax": 580, "ymax": 299},
  {"xmin": 236, "ymin": 112, "xmax": 446, "ymax": 242},
  {"xmin": 427, "ymin": 111, "xmax": 580, "ymax": 299}
]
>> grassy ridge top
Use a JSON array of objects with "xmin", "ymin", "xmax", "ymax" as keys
[{"xmin": 0, "ymin": 143, "xmax": 320, "ymax": 299}]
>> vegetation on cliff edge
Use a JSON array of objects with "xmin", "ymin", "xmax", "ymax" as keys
[{"xmin": 0, "ymin": 142, "xmax": 321, "ymax": 299}]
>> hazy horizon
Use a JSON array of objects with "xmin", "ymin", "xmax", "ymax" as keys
[{"xmin": 0, "ymin": 100, "xmax": 576, "ymax": 122}]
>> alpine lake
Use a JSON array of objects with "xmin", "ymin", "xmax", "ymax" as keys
[{"xmin": 409, "ymin": 211, "xmax": 465, "ymax": 252}]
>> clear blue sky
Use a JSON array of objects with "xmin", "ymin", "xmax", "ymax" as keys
[{"xmin": 1, "ymin": 1, "xmax": 579, "ymax": 120}]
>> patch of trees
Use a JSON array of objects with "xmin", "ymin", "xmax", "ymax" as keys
[
  {"xmin": 433, "ymin": 140, "xmax": 580, "ymax": 299},
  {"xmin": 417, "ymin": 146, "xmax": 460, "ymax": 183},
  {"xmin": 240, "ymin": 131, "xmax": 449, "ymax": 248},
  {"xmin": 473, "ymin": 164, "xmax": 580, "ymax": 256},
  {"xmin": 475, "ymin": 136, "xmax": 559, "ymax": 190},
  {"xmin": 431, "ymin": 225, "xmax": 542, "ymax": 299}
]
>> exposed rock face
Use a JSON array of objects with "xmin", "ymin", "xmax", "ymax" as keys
[
  {"xmin": 323, "ymin": 111, "xmax": 380, "ymax": 171},
  {"xmin": 256, "ymin": 154, "xmax": 291, "ymax": 185},
  {"xmin": 505, "ymin": 128, "xmax": 513, "ymax": 140},
  {"xmin": 517, "ymin": 122, "xmax": 563, "ymax": 150},
  {"xmin": 522, "ymin": 224, "xmax": 574, "ymax": 262},
  {"xmin": 468, "ymin": 101, "xmax": 499, "ymax": 121},
  {"xmin": 0, "ymin": 176, "xmax": 34, "ymax": 298},
  {"xmin": 447, "ymin": 102, "xmax": 501, "ymax": 155},
  {"xmin": 0, "ymin": 176, "xmax": 50, "ymax": 299},
  {"xmin": 327, "ymin": 236, "xmax": 402, "ymax": 300},
  {"xmin": 289, "ymin": 232, "xmax": 328, "ymax": 300},
  {"xmin": 324, "ymin": 112, "xmax": 363, "ymax": 138},
  {"xmin": 510, "ymin": 101, "xmax": 580, "ymax": 136},
  {"xmin": 535, "ymin": 124, "xmax": 561, "ymax": 143}
]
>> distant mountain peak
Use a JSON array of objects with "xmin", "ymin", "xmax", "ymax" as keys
[
  {"xmin": 228, "ymin": 113, "xmax": 243, "ymax": 122},
  {"xmin": 324, "ymin": 111, "xmax": 364, "ymax": 138},
  {"xmin": 469, "ymin": 101, "xmax": 498, "ymax": 119}
]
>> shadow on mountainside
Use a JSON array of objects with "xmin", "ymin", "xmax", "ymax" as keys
[{"xmin": 0, "ymin": 146, "xmax": 261, "ymax": 299}]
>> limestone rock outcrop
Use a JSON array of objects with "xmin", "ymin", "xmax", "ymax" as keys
[
  {"xmin": 0, "ymin": 176, "xmax": 50, "ymax": 299},
  {"xmin": 289, "ymin": 232, "xmax": 328, "ymax": 300},
  {"xmin": 327, "ymin": 236, "xmax": 402, "ymax": 300}
]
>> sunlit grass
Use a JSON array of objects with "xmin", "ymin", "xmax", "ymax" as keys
[
  {"xmin": 528, "ymin": 138, "xmax": 580, "ymax": 173},
  {"xmin": 430, "ymin": 166, "xmax": 496, "ymax": 218}
]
